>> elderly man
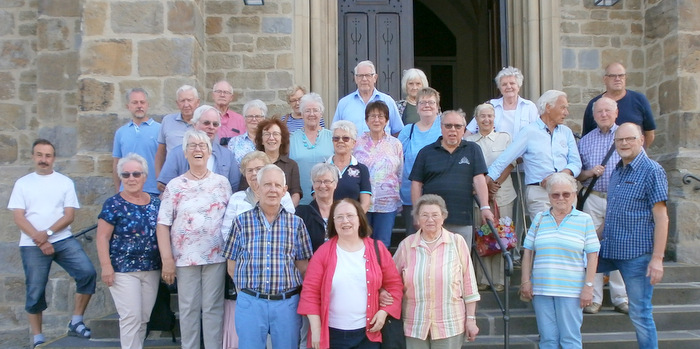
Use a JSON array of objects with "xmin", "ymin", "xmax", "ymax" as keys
[
  {"xmin": 154, "ymin": 85, "xmax": 200, "ymax": 177},
  {"xmin": 410, "ymin": 109, "xmax": 493, "ymax": 246},
  {"xmin": 577, "ymin": 97, "xmax": 629, "ymax": 315},
  {"xmin": 333, "ymin": 60, "xmax": 403, "ymax": 135},
  {"xmin": 112, "ymin": 88, "xmax": 161, "ymax": 195},
  {"xmin": 223, "ymin": 164, "xmax": 312, "ymax": 349},
  {"xmin": 582, "ymin": 62, "xmax": 656, "ymax": 148},
  {"xmin": 8, "ymin": 139, "xmax": 97, "ymax": 348},
  {"xmin": 598, "ymin": 123, "xmax": 668, "ymax": 348},
  {"xmin": 211, "ymin": 80, "xmax": 245, "ymax": 146},
  {"xmin": 487, "ymin": 90, "xmax": 582, "ymax": 219},
  {"xmin": 157, "ymin": 105, "xmax": 240, "ymax": 192}
]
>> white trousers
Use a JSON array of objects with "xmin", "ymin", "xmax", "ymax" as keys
[{"xmin": 109, "ymin": 270, "xmax": 161, "ymax": 349}]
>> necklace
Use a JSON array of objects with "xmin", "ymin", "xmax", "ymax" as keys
[
  {"xmin": 421, "ymin": 230, "xmax": 443, "ymax": 244},
  {"xmin": 189, "ymin": 169, "xmax": 209, "ymax": 180},
  {"xmin": 301, "ymin": 129, "xmax": 319, "ymax": 149}
]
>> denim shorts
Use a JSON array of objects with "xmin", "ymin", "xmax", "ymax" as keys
[{"xmin": 20, "ymin": 237, "xmax": 97, "ymax": 313}]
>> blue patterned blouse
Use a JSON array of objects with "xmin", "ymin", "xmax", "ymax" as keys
[{"xmin": 98, "ymin": 193, "xmax": 162, "ymax": 272}]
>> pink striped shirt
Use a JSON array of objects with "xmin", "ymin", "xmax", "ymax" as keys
[{"xmin": 393, "ymin": 229, "xmax": 480, "ymax": 340}]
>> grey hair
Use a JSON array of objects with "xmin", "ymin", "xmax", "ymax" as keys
[
  {"xmin": 125, "ymin": 88, "xmax": 148, "ymax": 103},
  {"xmin": 181, "ymin": 129, "xmax": 212, "ymax": 154},
  {"xmin": 593, "ymin": 96, "xmax": 618, "ymax": 111},
  {"xmin": 441, "ymin": 109, "xmax": 467, "ymax": 125},
  {"xmin": 494, "ymin": 66, "xmax": 524, "ymax": 87},
  {"xmin": 256, "ymin": 164, "xmax": 287, "ymax": 186},
  {"xmin": 212, "ymin": 80, "xmax": 233, "ymax": 93},
  {"xmin": 401, "ymin": 68, "xmax": 429, "ymax": 95},
  {"xmin": 191, "ymin": 105, "xmax": 221, "ymax": 125},
  {"xmin": 537, "ymin": 90, "xmax": 567, "ymax": 115},
  {"xmin": 615, "ymin": 122, "xmax": 643, "ymax": 138},
  {"xmin": 285, "ymin": 85, "xmax": 307, "ymax": 101},
  {"xmin": 310, "ymin": 162, "xmax": 339, "ymax": 182},
  {"xmin": 331, "ymin": 120, "xmax": 358, "ymax": 140},
  {"xmin": 354, "ymin": 60, "xmax": 376, "ymax": 75},
  {"xmin": 412, "ymin": 194, "xmax": 449, "ymax": 220},
  {"xmin": 299, "ymin": 92, "xmax": 325, "ymax": 115},
  {"xmin": 242, "ymin": 99, "xmax": 268, "ymax": 117},
  {"xmin": 545, "ymin": 172, "xmax": 578, "ymax": 193},
  {"xmin": 473, "ymin": 103, "xmax": 495, "ymax": 118},
  {"xmin": 117, "ymin": 153, "xmax": 149, "ymax": 177},
  {"xmin": 240, "ymin": 150, "xmax": 271, "ymax": 172},
  {"xmin": 176, "ymin": 84, "xmax": 199, "ymax": 100}
]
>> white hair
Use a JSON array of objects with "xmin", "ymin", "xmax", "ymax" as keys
[
  {"xmin": 191, "ymin": 105, "xmax": 221, "ymax": 124},
  {"xmin": 256, "ymin": 164, "xmax": 287, "ymax": 186},
  {"xmin": 354, "ymin": 60, "xmax": 376, "ymax": 75},
  {"xmin": 331, "ymin": 120, "xmax": 358, "ymax": 140},
  {"xmin": 242, "ymin": 99, "xmax": 268, "ymax": 117},
  {"xmin": 537, "ymin": 90, "xmax": 567, "ymax": 115},
  {"xmin": 176, "ymin": 84, "xmax": 199, "ymax": 100},
  {"xmin": 494, "ymin": 66, "xmax": 524, "ymax": 87},
  {"xmin": 117, "ymin": 153, "xmax": 148, "ymax": 177}
]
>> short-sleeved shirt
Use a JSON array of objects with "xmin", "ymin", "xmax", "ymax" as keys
[
  {"xmin": 354, "ymin": 132, "xmax": 403, "ymax": 213},
  {"xmin": 218, "ymin": 109, "xmax": 246, "ymax": 141},
  {"xmin": 601, "ymin": 151, "xmax": 668, "ymax": 260},
  {"xmin": 582, "ymin": 89, "xmax": 656, "ymax": 136},
  {"xmin": 333, "ymin": 89, "xmax": 404, "ymax": 135},
  {"xmin": 290, "ymin": 129, "xmax": 334, "ymax": 205},
  {"xmin": 280, "ymin": 113, "xmax": 325, "ymax": 133},
  {"xmin": 397, "ymin": 100, "xmax": 420, "ymax": 125},
  {"xmin": 113, "ymin": 118, "xmax": 161, "ymax": 194},
  {"xmin": 98, "ymin": 193, "xmax": 162, "ymax": 272},
  {"xmin": 326, "ymin": 155, "xmax": 372, "ymax": 202},
  {"xmin": 409, "ymin": 138, "xmax": 488, "ymax": 226},
  {"xmin": 227, "ymin": 132, "xmax": 256, "ymax": 165},
  {"xmin": 157, "ymin": 113, "xmax": 193, "ymax": 151},
  {"xmin": 397, "ymin": 118, "xmax": 442, "ymax": 205}
]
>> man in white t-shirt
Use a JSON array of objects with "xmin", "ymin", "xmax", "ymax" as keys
[{"xmin": 8, "ymin": 139, "xmax": 96, "ymax": 348}]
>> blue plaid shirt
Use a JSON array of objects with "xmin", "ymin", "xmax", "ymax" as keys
[
  {"xmin": 601, "ymin": 151, "xmax": 667, "ymax": 260},
  {"xmin": 222, "ymin": 205, "xmax": 313, "ymax": 294},
  {"xmin": 577, "ymin": 124, "xmax": 620, "ymax": 192}
]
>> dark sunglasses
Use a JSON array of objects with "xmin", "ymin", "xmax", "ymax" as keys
[
  {"xmin": 549, "ymin": 192, "xmax": 573, "ymax": 199},
  {"xmin": 120, "ymin": 171, "xmax": 143, "ymax": 179},
  {"xmin": 201, "ymin": 120, "xmax": 220, "ymax": 127},
  {"xmin": 442, "ymin": 123, "xmax": 464, "ymax": 130},
  {"xmin": 332, "ymin": 136, "xmax": 352, "ymax": 143}
]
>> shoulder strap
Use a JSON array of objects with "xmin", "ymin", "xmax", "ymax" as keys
[
  {"xmin": 409, "ymin": 123, "xmax": 416, "ymax": 140},
  {"xmin": 579, "ymin": 142, "xmax": 616, "ymax": 209},
  {"xmin": 373, "ymin": 238, "xmax": 382, "ymax": 267}
]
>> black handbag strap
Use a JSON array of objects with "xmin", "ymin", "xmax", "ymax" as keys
[
  {"xmin": 373, "ymin": 238, "xmax": 382, "ymax": 267},
  {"xmin": 578, "ymin": 142, "xmax": 616, "ymax": 209}
]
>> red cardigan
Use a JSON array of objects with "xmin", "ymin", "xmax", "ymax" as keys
[{"xmin": 297, "ymin": 236, "xmax": 403, "ymax": 349}]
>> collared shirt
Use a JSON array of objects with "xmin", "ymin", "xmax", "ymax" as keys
[
  {"xmin": 397, "ymin": 117, "xmax": 442, "ymax": 205},
  {"xmin": 289, "ymin": 129, "xmax": 334, "ymax": 205},
  {"xmin": 156, "ymin": 142, "xmax": 241, "ymax": 191},
  {"xmin": 582, "ymin": 89, "xmax": 656, "ymax": 136},
  {"xmin": 578, "ymin": 124, "xmax": 620, "ymax": 193},
  {"xmin": 223, "ymin": 205, "xmax": 313, "ymax": 294},
  {"xmin": 601, "ymin": 151, "xmax": 668, "ymax": 260},
  {"xmin": 113, "ymin": 118, "xmax": 161, "ymax": 194},
  {"xmin": 238, "ymin": 155, "xmax": 302, "ymax": 198},
  {"xmin": 523, "ymin": 208, "xmax": 600, "ymax": 298},
  {"xmin": 158, "ymin": 113, "xmax": 193, "ymax": 151},
  {"xmin": 326, "ymin": 155, "xmax": 372, "ymax": 202},
  {"xmin": 466, "ymin": 96, "xmax": 539, "ymax": 139},
  {"xmin": 218, "ymin": 109, "xmax": 246, "ymax": 140},
  {"xmin": 354, "ymin": 132, "xmax": 403, "ymax": 212},
  {"xmin": 227, "ymin": 132, "xmax": 256, "ymax": 165},
  {"xmin": 280, "ymin": 113, "xmax": 325, "ymax": 133},
  {"xmin": 220, "ymin": 188, "xmax": 296, "ymax": 242},
  {"xmin": 333, "ymin": 89, "xmax": 404, "ymax": 135},
  {"xmin": 393, "ymin": 229, "xmax": 480, "ymax": 340},
  {"xmin": 465, "ymin": 131, "xmax": 517, "ymax": 206},
  {"xmin": 488, "ymin": 117, "xmax": 582, "ymax": 185}
]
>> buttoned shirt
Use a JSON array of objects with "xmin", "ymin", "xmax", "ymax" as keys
[
  {"xmin": 157, "ymin": 142, "xmax": 240, "ymax": 191},
  {"xmin": 577, "ymin": 124, "xmax": 620, "ymax": 193},
  {"xmin": 227, "ymin": 132, "xmax": 256, "ymax": 165},
  {"xmin": 353, "ymin": 132, "xmax": 403, "ymax": 213},
  {"xmin": 582, "ymin": 90, "xmax": 656, "ymax": 136},
  {"xmin": 333, "ymin": 89, "xmax": 403, "ymax": 135},
  {"xmin": 465, "ymin": 131, "xmax": 517, "ymax": 206},
  {"xmin": 218, "ymin": 109, "xmax": 246, "ymax": 140},
  {"xmin": 466, "ymin": 96, "xmax": 539, "ymax": 139},
  {"xmin": 223, "ymin": 205, "xmax": 313, "ymax": 294},
  {"xmin": 158, "ymin": 113, "xmax": 193, "ymax": 151},
  {"xmin": 488, "ymin": 117, "xmax": 582, "ymax": 185},
  {"xmin": 601, "ymin": 151, "xmax": 668, "ymax": 260},
  {"xmin": 112, "ymin": 118, "xmax": 161, "ymax": 194}
]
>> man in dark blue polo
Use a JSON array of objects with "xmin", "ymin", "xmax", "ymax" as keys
[{"xmin": 409, "ymin": 109, "xmax": 493, "ymax": 247}]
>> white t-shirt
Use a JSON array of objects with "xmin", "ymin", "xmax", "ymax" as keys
[
  {"xmin": 7, "ymin": 171, "xmax": 80, "ymax": 246},
  {"xmin": 329, "ymin": 245, "xmax": 367, "ymax": 330}
]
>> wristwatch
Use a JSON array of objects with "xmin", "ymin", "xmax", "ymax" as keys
[
  {"xmin": 46, "ymin": 229, "xmax": 54, "ymax": 236},
  {"xmin": 584, "ymin": 282, "xmax": 593, "ymax": 287}
]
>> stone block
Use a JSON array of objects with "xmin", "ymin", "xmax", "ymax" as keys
[
  {"xmin": 138, "ymin": 38, "xmax": 196, "ymax": 76},
  {"xmin": 0, "ymin": 134, "xmax": 18, "ymax": 163},
  {"xmin": 0, "ymin": 40, "xmax": 33, "ymax": 69},
  {"xmin": 562, "ymin": 49, "xmax": 575, "ymax": 71},
  {"xmin": 257, "ymin": 36, "xmax": 291, "ymax": 51},
  {"xmin": 77, "ymin": 113, "xmax": 118, "ymax": 153},
  {"xmin": 231, "ymin": 42, "xmax": 255, "ymax": 52},
  {"xmin": 625, "ymin": 0, "xmax": 642, "ymax": 10},
  {"xmin": 243, "ymin": 53, "xmax": 275, "ymax": 69},
  {"xmin": 207, "ymin": 54, "xmax": 241, "ymax": 70},
  {"xmin": 73, "ymin": 174, "xmax": 114, "ymax": 206},
  {"xmin": 37, "ymin": 52, "xmax": 79, "ymax": 91},
  {"xmin": 630, "ymin": 49, "xmax": 644, "ymax": 69},
  {"xmin": 81, "ymin": 39, "xmax": 132, "ymax": 76},
  {"xmin": 560, "ymin": 22, "xmax": 578, "ymax": 34},
  {"xmin": 111, "ymin": 1, "xmax": 163, "ymax": 34},
  {"xmin": 562, "ymin": 87, "xmax": 582, "ymax": 104},
  {"xmin": 168, "ymin": 1, "xmax": 202, "ymax": 35},
  {"xmin": 206, "ymin": 16, "xmax": 223, "ymax": 35},
  {"xmin": 680, "ymin": 77, "xmax": 698, "ymax": 111},
  {"xmin": 207, "ymin": 36, "xmax": 230, "ymax": 52},
  {"xmin": 610, "ymin": 11, "xmax": 642, "ymax": 21},
  {"xmin": 228, "ymin": 71, "xmax": 265, "ymax": 90},
  {"xmin": 601, "ymin": 49, "xmax": 629, "ymax": 68},
  {"xmin": 0, "ymin": 10, "xmax": 13, "ymax": 36},
  {"xmin": 630, "ymin": 23, "xmax": 643, "ymax": 35},
  {"xmin": 276, "ymin": 53, "xmax": 293, "ymax": 69},
  {"xmin": 591, "ymin": 36, "xmax": 610, "ymax": 48},
  {"xmin": 242, "ymin": 2, "xmax": 279, "ymax": 14},
  {"xmin": 679, "ymin": 34, "xmax": 700, "ymax": 74},
  {"xmin": 658, "ymin": 79, "xmax": 679, "ymax": 116},
  {"xmin": 56, "ymin": 154, "xmax": 95, "ymax": 176},
  {"xmin": 19, "ymin": 22, "xmax": 36, "ymax": 36},
  {"xmin": 563, "ymin": 70, "xmax": 587, "ymax": 88},
  {"xmin": 4, "ymin": 276, "xmax": 24, "ymax": 303},
  {"xmin": 578, "ymin": 49, "xmax": 599, "ymax": 69},
  {"xmin": 590, "ymin": 10, "xmax": 608, "ymax": 20},
  {"xmin": 580, "ymin": 22, "xmax": 628, "ymax": 36},
  {"xmin": 262, "ymin": 17, "xmax": 292, "ymax": 34},
  {"xmin": 38, "ymin": 125, "xmax": 78, "ymax": 157},
  {"xmin": 96, "ymin": 154, "xmax": 113, "ymax": 174},
  {"xmin": 83, "ymin": 1, "xmax": 107, "ymax": 36},
  {"xmin": 117, "ymin": 79, "xmax": 161, "ymax": 106},
  {"xmin": 0, "ymin": 103, "xmax": 27, "ymax": 130},
  {"xmin": 680, "ymin": 0, "xmax": 700, "ymax": 31},
  {"xmin": 36, "ymin": 92, "xmax": 61, "ymax": 122},
  {"xmin": 227, "ymin": 16, "xmax": 260, "ymax": 33},
  {"xmin": 19, "ymin": 70, "xmax": 34, "ymax": 83},
  {"xmin": 561, "ymin": 9, "xmax": 589, "ymax": 20},
  {"xmin": 645, "ymin": 43, "xmax": 663, "ymax": 69},
  {"xmin": 206, "ymin": 1, "xmax": 242, "ymax": 15},
  {"xmin": 79, "ymin": 78, "xmax": 114, "ymax": 112},
  {"xmin": 561, "ymin": 35, "xmax": 592, "ymax": 48},
  {"xmin": 37, "ymin": 18, "xmax": 70, "ymax": 51},
  {"xmin": 267, "ymin": 71, "xmax": 292, "ymax": 89},
  {"xmin": 38, "ymin": 0, "xmax": 80, "ymax": 17},
  {"xmin": 0, "ymin": 72, "xmax": 14, "ymax": 99},
  {"xmin": 645, "ymin": 0, "xmax": 677, "ymax": 40}
]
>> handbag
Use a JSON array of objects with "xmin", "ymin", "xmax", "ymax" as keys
[
  {"xmin": 373, "ymin": 239, "xmax": 406, "ymax": 349},
  {"xmin": 475, "ymin": 198, "xmax": 517, "ymax": 257}
]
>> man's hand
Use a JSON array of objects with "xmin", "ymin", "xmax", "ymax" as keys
[
  {"xmin": 647, "ymin": 257, "xmax": 664, "ymax": 285},
  {"xmin": 39, "ymin": 242, "xmax": 54, "ymax": 255},
  {"xmin": 480, "ymin": 209, "xmax": 494, "ymax": 226},
  {"xmin": 32, "ymin": 231, "xmax": 50, "ymax": 246}
]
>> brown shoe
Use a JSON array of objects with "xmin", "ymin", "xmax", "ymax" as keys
[
  {"xmin": 478, "ymin": 284, "xmax": 489, "ymax": 291},
  {"xmin": 583, "ymin": 302, "xmax": 602, "ymax": 314},
  {"xmin": 614, "ymin": 303, "xmax": 629, "ymax": 314},
  {"xmin": 493, "ymin": 284, "xmax": 505, "ymax": 292}
]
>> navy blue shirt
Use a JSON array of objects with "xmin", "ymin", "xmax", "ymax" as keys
[
  {"xmin": 582, "ymin": 89, "xmax": 656, "ymax": 136},
  {"xmin": 410, "ymin": 137, "xmax": 488, "ymax": 226},
  {"xmin": 330, "ymin": 156, "xmax": 371, "ymax": 202}
]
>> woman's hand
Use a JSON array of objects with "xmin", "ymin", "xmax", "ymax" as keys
[
  {"xmin": 465, "ymin": 318, "xmax": 479, "ymax": 342},
  {"xmin": 379, "ymin": 288, "xmax": 394, "ymax": 307},
  {"xmin": 101, "ymin": 264, "xmax": 115, "ymax": 287},
  {"xmin": 519, "ymin": 281, "xmax": 533, "ymax": 301},
  {"xmin": 368, "ymin": 309, "xmax": 388, "ymax": 332},
  {"xmin": 161, "ymin": 257, "xmax": 176, "ymax": 285},
  {"xmin": 310, "ymin": 329, "xmax": 321, "ymax": 349},
  {"xmin": 579, "ymin": 284, "xmax": 594, "ymax": 308}
]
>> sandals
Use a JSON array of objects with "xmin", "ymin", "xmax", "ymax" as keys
[{"xmin": 67, "ymin": 321, "xmax": 91, "ymax": 339}]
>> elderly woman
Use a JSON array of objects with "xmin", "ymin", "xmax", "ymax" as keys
[
  {"xmin": 393, "ymin": 194, "xmax": 480, "ymax": 348},
  {"xmin": 157, "ymin": 129, "xmax": 232, "ymax": 349},
  {"xmin": 228, "ymin": 99, "xmax": 267, "ymax": 164},
  {"xmin": 465, "ymin": 103, "xmax": 517, "ymax": 292},
  {"xmin": 519, "ymin": 173, "xmax": 599, "ymax": 349},
  {"xmin": 466, "ymin": 66, "xmax": 538, "ymax": 139},
  {"xmin": 354, "ymin": 100, "xmax": 403, "ymax": 248},
  {"xmin": 396, "ymin": 68, "xmax": 430, "ymax": 124},
  {"xmin": 298, "ymin": 198, "xmax": 403, "ymax": 349},
  {"xmin": 290, "ymin": 92, "xmax": 334, "ymax": 205},
  {"xmin": 96, "ymin": 153, "xmax": 161, "ymax": 349},
  {"xmin": 281, "ymin": 85, "xmax": 325, "ymax": 132},
  {"xmin": 328, "ymin": 120, "xmax": 371, "ymax": 212},
  {"xmin": 295, "ymin": 163, "xmax": 340, "ymax": 252},
  {"xmin": 397, "ymin": 87, "xmax": 443, "ymax": 234}
]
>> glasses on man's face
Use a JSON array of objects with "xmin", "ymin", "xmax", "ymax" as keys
[
  {"xmin": 614, "ymin": 136, "xmax": 638, "ymax": 144},
  {"xmin": 355, "ymin": 73, "xmax": 375, "ymax": 80},
  {"xmin": 442, "ymin": 123, "xmax": 464, "ymax": 130},
  {"xmin": 120, "ymin": 171, "xmax": 143, "ymax": 179},
  {"xmin": 263, "ymin": 131, "xmax": 282, "ymax": 139},
  {"xmin": 605, "ymin": 73, "xmax": 626, "ymax": 80},
  {"xmin": 213, "ymin": 90, "xmax": 232, "ymax": 95},
  {"xmin": 333, "ymin": 214, "xmax": 358, "ymax": 222},
  {"xmin": 200, "ymin": 120, "xmax": 220, "ymax": 127},
  {"xmin": 187, "ymin": 143, "xmax": 209, "ymax": 150},
  {"xmin": 549, "ymin": 192, "xmax": 574, "ymax": 199},
  {"xmin": 313, "ymin": 179, "xmax": 335, "ymax": 186},
  {"xmin": 418, "ymin": 100, "xmax": 437, "ymax": 106},
  {"xmin": 332, "ymin": 136, "xmax": 352, "ymax": 143},
  {"xmin": 245, "ymin": 166, "xmax": 264, "ymax": 175}
]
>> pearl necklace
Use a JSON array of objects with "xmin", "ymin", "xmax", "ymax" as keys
[
  {"xmin": 189, "ymin": 169, "xmax": 209, "ymax": 180},
  {"xmin": 421, "ymin": 230, "xmax": 443, "ymax": 244}
]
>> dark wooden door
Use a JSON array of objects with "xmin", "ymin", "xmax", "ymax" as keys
[{"xmin": 338, "ymin": 0, "xmax": 414, "ymax": 100}]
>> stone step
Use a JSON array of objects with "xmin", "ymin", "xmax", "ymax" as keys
[
  {"xmin": 473, "ymin": 330, "xmax": 700, "ymax": 349},
  {"xmin": 39, "ymin": 334, "xmax": 180, "ymax": 348}
]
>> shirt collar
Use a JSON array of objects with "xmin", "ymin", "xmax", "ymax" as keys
[
  {"xmin": 352, "ymin": 88, "xmax": 379, "ymax": 100},
  {"xmin": 617, "ymin": 149, "xmax": 647, "ymax": 170},
  {"xmin": 542, "ymin": 207, "xmax": 581, "ymax": 217},
  {"xmin": 327, "ymin": 155, "xmax": 359, "ymax": 166},
  {"xmin": 595, "ymin": 123, "xmax": 618, "ymax": 135},
  {"xmin": 409, "ymin": 227, "xmax": 454, "ymax": 248},
  {"xmin": 128, "ymin": 118, "xmax": 154, "ymax": 127}
]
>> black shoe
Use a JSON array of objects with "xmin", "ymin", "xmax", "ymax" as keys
[{"xmin": 33, "ymin": 341, "xmax": 45, "ymax": 348}]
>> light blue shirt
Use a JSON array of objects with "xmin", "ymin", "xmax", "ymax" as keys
[
  {"xmin": 487, "ymin": 117, "xmax": 581, "ymax": 185},
  {"xmin": 466, "ymin": 96, "xmax": 539, "ymax": 139},
  {"xmin": 113, "ymin": 118, "xmax": 161, "ymax": 194},
  {"xmin": 397, "ymin": 117, "xmax": 441, "ymax": 205},
  {"xmin": 157, "ymin": 113, "xmax": 193, "ymax": 151},
  {"xmin": 333, "ymin": 89, "xmax": 403, "ymax": 135}
]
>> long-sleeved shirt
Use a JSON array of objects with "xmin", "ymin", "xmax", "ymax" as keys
[{"xmin": 577, "ymin": 124, "xmax": 620, "ymax": 193}]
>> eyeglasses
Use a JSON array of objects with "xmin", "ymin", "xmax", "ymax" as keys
[
  {"xmin": 245, "ymin": 166, "xmax": 264, "ymax": 175},
  {"xmin": 303, "ymin": 108, "xmax": 321, "ymax": 114},
  {"xmin": 120, "ymin": 171, "xmax": 143, "ymax": 179},
  {"xmin": 333, "ymin": 214, "xmax": 358, "ymax": 222},
  {"xmin": 213, "ymin": 90, "xmax": 232, "ymax": 95},
  {"xmin": 186, "ymin": 143, "xmax": 209, "ymax": 150},
  {"xmin": 605, "ymin": 73, "xmax": 626, "ymax": 79},
  {"xmin": 245, "ymin": 114, "xmax": 264, "ymax": 120},
  {"xmin": 332, "ymin": 136, "xmax": 352, "ymax": 143},
  {"xmin": 418, "ymin": 100, "xmax": 437, "ymax": 106},
  {"xmin": 200, "ymin": 120, "xmax": 220, "ymax": 127},
  {"xmin": 313, "ymin": 179, "xmax": 335, "ymax": 186},
  {"xmin": 263, "ymin": 131, "xmax": 282, "ymax": 139},
  {"xmin": 614, "ymin": 136, "xmax": 638, "ymax": 144},
  {"xmin": 288, "ymin": 97, "xmax": 301, "ymax": 104},
  {"xmin": 419, "ymin": 213, "xmax": 442, "ymax": 221},
  {"xmin": 355, "ymin": 73, "xmax": 375, "ymax": 79},
  {"xmin": 367, "ymin": 114, "xmax": 385, "ymax": 120},
  {"xmin": 442, "ymin": 123, "xmax": 465, "ymax": 130},
  {"xmin": 549, "ymin": 192, "xmax": 574, "ymax": 199}
]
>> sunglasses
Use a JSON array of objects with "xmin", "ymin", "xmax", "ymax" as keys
[
  {"xmin": 442, "ymin": 123, "xmax": 465, "ymax": 130},
  {"xmin": 200, "ymin": 120, "xmax": 220, "ymax": 127},
  {"xmin": 549, "ymin": 192, "xmax": 574, "ymax": 199},
  {"xmin": 332, "ymin": 136, "xmax": 352, "ymax": 143},
  {"xmin": 120, "ymin": 171, "xmax": 143, "ymax": 179}
]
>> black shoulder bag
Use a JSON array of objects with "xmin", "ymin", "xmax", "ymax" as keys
[
  {"xmin": 576, "ymin": 142, "xmax": 616, "ymax": 210},
  {"xmin": 373, "ymin": 239, "xmax": 406, "ymax": 349}
]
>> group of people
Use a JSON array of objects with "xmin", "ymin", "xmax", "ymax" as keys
[{"xmin": 9, "ymin": 59, "xmax": 668, "ymax": 349}]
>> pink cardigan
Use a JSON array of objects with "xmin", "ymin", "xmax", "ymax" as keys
[{"xmin": 297, "ymin": 236, "xmax": 403, "ymax": 349}]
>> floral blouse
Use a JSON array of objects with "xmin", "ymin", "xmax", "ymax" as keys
[
  {"xmin": 158, "ymin": 173, "xmax": 232, "ymax": 266},
  {"xmin": 98, "ymin": 193, "xmax": 162, "ymax": 273},
  {"xmin": 353, "ymin": 132, "xmax": 403, "ymax": 212}
]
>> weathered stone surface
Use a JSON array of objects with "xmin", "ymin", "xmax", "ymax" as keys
[
  {"xmin": 578, "ymin": 49, "xmax": 599, "ymax": 69},
  {"xmin": 111, "ymin": 2, "xmax": 163, "ymax": 34},
  {"xmin": 96, "ymin": 154, "xmax": 113, "ymax": 173},
  {"xmin": 0, "ymin": 103, "xmax": 26, "ymax": 130},
  {"xmin": 610, "ymin": 11, "xmax": 643, "ymax": 21},
  {"xmin": 679, "ymin": 0, "xmax": 700, "ymax": 31},
  {"xmin": 580, "ymin": 22, "xmax": 628, "ymax": 36},
  {"xmin": 680, "ymin": 77, "xmax": 698, "ymax": 111},
  {"xmin": 117, "ymin": 79, "xmax": 161, "ymax": 106},
  {"xmin": 73, "ymin": 174, "xmax": 114, "ymax": 205},
  {"xmin": 168, "ymin": 1, "xmax": 200, "ymax": 34},
  {"xmin": 207, "ymin": 54, "xmax": 241, "ymax": 70},
  {"xmin": 38, "ymin": 0, "xmax": 80, "ymax": 17},
  {"xmin": 0, "ymin": 40, "xmax": 34, "ymax": 69},
  {"xmin": 560, "ymin": 22, "xmax": 578, "ymax": 34},
  {"xmin": 37, "ymin": 52, "xmax": 79, "ymax": 90},
  {"xmin": 206, "ymin": 16, "xmax": 223, "ymax": 35},
  {"xmin": 0, "ymin": 10, "xmax": 13, "ymax": 36},
  {"xmin": 645, "ymin": 43, "xmax": 663, "ymax": 70},
  {"xmin": 77, "ymin": 113, "xmax": 118, "ymax": 153},
  {"xmin": 83, "ymin": 1, "xmax": 107, "ymax": 36},
  {"xmin": 630, "ymin": 49, "xmax": 644, "ymax": 70},
  {"xmin": 562, "ymin": 35, "xmax": 592, "ymax": 48},
  {"xmin": 276, "ymin": 53, "xmax": 293, "ymax": 69},
  {"xmin": 242, "ymin": 2, "xmax": 279, "ymax": 15},
  {"xmin": 206, "ymin": 1, "xmax": 242, "ymax": 15},
  {"xmin": 658, "ymin": 79, "xmax": 679, "ymax": 116},
  {"xmin": 56, "ymin": 154, "xmax": 95, "ymax": 175},
  {"xmin": 37, "ymin": 18, "xmax": 70, "ymax": 51},
  {"xmin": 138, "ymin": 38, "xmax": 196, "ymax": 76},
  {"xmin": 79, "ymin": 78, "xmax": 114, "ymax": 112},
  {"xmin": 19, "ymin": 22, "xmax": 36, "ymax": 36},
  {"xmin": 679, "ymin": 34, "xmax": 700, "ymax": 74},
  {"xmin": 0, "ymin": 72, "xmax": 14, "ymax": 99},
  {"xmin": 601, "ymin": 49, "xmax": 628, "ymax": 68},
  {"xmin": 243, "ymin": 53, "xmax": 274, "ymax": 69},
  {"xmin": 207, "ymin": 37, "xmax": 230, "ymax": 52},
  {"xmin": 81, "ymin": 39, "xmax": 132, "ymax": 76},
  {"xmin": 19, "ymin": 10, "xmax": 36, "ymax": 21},
  {"xmin": 256, "ymin": 36, "xmax": 290, "ymax": 51},
  {"xmin": 227, "ymin": 16, "xmax": 260, "ymax": 33},
  {"xmin": 0, "ymin": 134, "xmax": 18, "ymax": 163},
  {"xmin": 262, "ymin": 17, "xmax": 292, "ymax": 34},
  {"xmin": 267, "ymin": 71, "xmax": 292, "ymax": 89},
  {"xmin": 645, "ymin": 0, "xmax": 677, "ymax": 40},
  {"xmin": 36, "ymin": 91, "xmax": 61, "ymax": 121},
  {"xmin": 38, "ymin": 125, "xmax": 77, "ymax": 157},
  {"xmin": 590, "ymin": 10, "xmax": 608, "ymax": 20},
  {"xmin": 227, "ymin": 71, "xmax": 265, "ymax": 90}
]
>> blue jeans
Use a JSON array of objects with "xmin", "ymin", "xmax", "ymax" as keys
[
  {"xmin": 532, "ymin": 295, "xmax": 583, "ymax": 349},
  {"xmin": 598, "ymin": 254, "xmax": 657, "ymax": 349},
  {"xmin": 367, "ymin": 211, "xmax": 397, "ymax": 248},
  {"xmin": 235, "ymin": 291, "xmax": 301, "ymax": 349},
  {"xmin": 329, "ymin": 327, "xmax": 378, "ymax": 349},
  {"xmin": 20, "ymin": 237, "xmax": 97, "ymax": 314}
]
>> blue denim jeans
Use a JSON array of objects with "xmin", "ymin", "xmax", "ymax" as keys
[
  {"xmin": 598, "ymin": 254, "xmax": 657, "ymax": 349},
  {"xmin": 367, "ymin": 211, "xmax": 397, "ymax": 248},
  {"xmin": 532, "ymin": 295, "xmax": 583, "ymax": 349},
  {"xmin": 20, "ymin": 237, "xmax": 97, "ymax": 313},
  {"xmin": 235, "ymin": 291, "xmax": 301, "ymax": 349},
  {"xmin": 329, "ymin": 327, "xmax": 379, "ymax": 349}
]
